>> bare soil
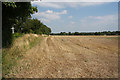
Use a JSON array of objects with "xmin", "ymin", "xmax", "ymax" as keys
[{"xmin": 7, "ymin": 36, "xmax": 118, "ymax": 78}]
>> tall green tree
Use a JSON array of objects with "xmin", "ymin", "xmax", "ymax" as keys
[{"xmin": 2, "ymin": 2, "xmax": 37, "ymax": 47}]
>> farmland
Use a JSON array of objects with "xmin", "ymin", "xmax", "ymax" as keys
[{"xmin": 4, "ymin": 35, "xmax": 118, "ymax": 78}]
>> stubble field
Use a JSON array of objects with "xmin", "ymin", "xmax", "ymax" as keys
[{"xmin": 6, "ymin": 35, "xmax": 118, "ymax": 78}]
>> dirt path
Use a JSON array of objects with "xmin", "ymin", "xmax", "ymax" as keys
[{"xmin": 7, "ymin": 36, "xmax": 118, "ymax": 78}]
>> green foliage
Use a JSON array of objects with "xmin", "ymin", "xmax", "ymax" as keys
[
  {"xmin": 3, "ymin": 2, "xmax": 17, "ymax": 8},
  {"xmin": 32, "ymin": 6, "xmax": 38, "ymax": 14},
  {"xmin": 12, "ymin": 33, "xmax": 24, "ymax": 39},
  {"xmin": 2, "ymin": 48, "xmax": 22, "ymax": 76},
  {"xmin": 22, "ymin": 19, "xmax": 51, "ymax": 35}
]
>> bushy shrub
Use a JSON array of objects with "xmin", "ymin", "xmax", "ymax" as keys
[{"xmin": 13, "ymin": 33, "xmax": 24, "ymax": 39}]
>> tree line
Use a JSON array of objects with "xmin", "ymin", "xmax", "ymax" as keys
[
  {"xmin": 2, "ymin": 2, "xmax": 51, "ymax": 47},
  {"xmin": 51, "ymin": 31, "xmax": 120, "ymax": 35},
  {"xmin": 15, "ymin": 18, "xmax": 51, "ymax": 35}
]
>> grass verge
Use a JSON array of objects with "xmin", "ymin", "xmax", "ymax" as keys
[{"xmin": 2, "ymin": 34, "xmax": 43, "ymax": 77}]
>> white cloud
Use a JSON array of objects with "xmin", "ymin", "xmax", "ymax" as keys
[
  {"xmin": 45, "ymin": 10, "xmax": 67, "ymax": 14},
  {"xmin": 46, "ymin": 10, "xmax": 53, "ymax": 14},
  {"xmin": 80, "ymin": 14, "xmax": 118, "ymax": 31},
  {"xmin": 31, "ymin": 0, "xmax": 119, "ymax": 2},
  {"xmin": 68, "ymin": 16, "xmax": 73, "ymax": 18},
  {"xmin": 70, "ymin": 21, "xmax": 75, "ymax": 25},
  {"xmin": 32, "ymin": 10, "xmax": 67, "ymax": 23},
  {"xmin": 31, "ymin": 2, "xmax": 64, "ymax": 9},
  {"xmin": 68, "ymin": 2, "xmax": 105, "ymax": 7},
  {"xmin": 60, "ymin": 10, "xmax": 67, "ymax": 14},
  {"xmin": 39, "ymin": 18, "xmax": 50, "ymax": 23},
  {"xmin": 31, "ymin": 2, "xmax": 110, "ymax": 9}
]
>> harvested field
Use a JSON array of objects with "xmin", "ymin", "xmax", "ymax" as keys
[{"xmin": 5, "ymin": 36, "xmax": 118, "ymax": 78}]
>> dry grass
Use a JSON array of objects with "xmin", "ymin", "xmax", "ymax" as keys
[
  {"xmin": 4, "ymin": 35, "xmax": 118, "ymax": 78},
  {"xmin": 2, "ymin": 34, "xmax": 43, "ymax": 77}
]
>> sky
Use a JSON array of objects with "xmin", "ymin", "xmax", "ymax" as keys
[{"xmin": 31, "ymin": 2, "xmax": 118, "ymax": 33}]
